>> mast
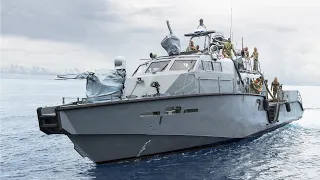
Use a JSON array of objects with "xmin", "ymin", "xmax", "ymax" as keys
[
  {"xmin": 242, "ymin": 37, "xmax": 244, "ymax": 50},
  {"xmin": 229, "ymin": 0, "xmax": 233, "ymax": 40}
]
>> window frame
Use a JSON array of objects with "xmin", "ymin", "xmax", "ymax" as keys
[
  {"xmin": 132, "ymin": 63, "xmax": 149, "ymax": 76},
  {"xmin": 202, "ymin": 60, "xmax": 214, "ymax": 71},
  {"xmin": 213, "ymin": 62, "xmax": 223, "ymax": 72},
  {"xmin": 169, "ymin": 60, "xmax": 197, "ymax": 71},
  {"xmin": 145, "ymin": 60, "xmax": 171, "ymax": 74}
]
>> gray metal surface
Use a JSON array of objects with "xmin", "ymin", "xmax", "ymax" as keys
[
  {"xmin": 59, "ymin": 95, "xmax": 302, "ymax": 137},
  {"xmin": 50, "ymin": 94, "xmax": 304, "ymax": 163},
  {"xmin": 68, "ymin": 134, "xmax": 229, "ymax": 163}
]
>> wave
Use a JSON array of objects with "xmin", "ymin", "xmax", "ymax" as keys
[
  {"xmin": 0, "ymin": 115, "xmax": 36, "ymax": 121},
  {"xmin": 304, "ymin": 107, "xmax": 320, "ymax": 110}
]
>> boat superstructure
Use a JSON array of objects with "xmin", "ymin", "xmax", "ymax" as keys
[{"xmin": 37, "ymin": 19, "xmax": 304, "ymax": 164}]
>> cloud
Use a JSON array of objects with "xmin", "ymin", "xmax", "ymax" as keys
[
  {"xmin": 1, "ymin": 0, "xmax": 121, "ymax": 42},
  {"xmin": 1, "ymin": 0, "xmax": 320, "ymax": 85}
]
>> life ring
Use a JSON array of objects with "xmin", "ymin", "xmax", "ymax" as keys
[{"xmin": 285, "ymin": 102, "xmax": 291, "ymax": 112}]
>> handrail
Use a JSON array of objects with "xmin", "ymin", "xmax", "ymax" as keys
[
  {"xmin": 256, "ymin": 71, "xmax": 277, "ymax": 100},
  {"xmin": 62, "ymin": 97, "xmax": 80, "ymax": 104},
  {"xmin": 231, "ymin": 58, "xmax": 245, "ymax": 89}
]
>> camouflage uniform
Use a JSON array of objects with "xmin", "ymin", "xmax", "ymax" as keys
[
  {"xmin": 251, "ymin": 51, "xmax": 259, "ymax": 71},
  {"xmin": 223, "ymin": 41, "xmax": 235, "ymax": 58},
  {"xmin": 271, "ymin": 80, "xmax": 280, "ymax": 98},
  {"xmin": 249, "ymin": 81, "xmax": 256, "ymax": 93},
  {"xmin": 245, "ymin": 51, "xmax": 249, "ymax": 59},
  {"xmin": 186, "ymin": 45, "xmax": 197, "ymax": 52},
  {"xmin": 250, "ymin": 79, "xmax": 262, "ymax": 94}
]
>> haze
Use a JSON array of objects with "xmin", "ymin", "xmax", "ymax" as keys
[{"xmin": 1, "ymin": 0, "xmax": 319, "ymax": 85}]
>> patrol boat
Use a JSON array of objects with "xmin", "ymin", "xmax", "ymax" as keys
[{"xmin": 37, "ymin": 20, "xmax": 304, "ymax": 164}]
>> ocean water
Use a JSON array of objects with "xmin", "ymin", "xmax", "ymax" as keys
[{"xmin": 1, "ymin": 74, "xmax": 320, "ymax": 180}]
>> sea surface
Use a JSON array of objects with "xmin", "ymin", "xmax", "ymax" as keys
[{"xmin": 1, "ymin": 74, "xmax": 320, "ymax": 180}]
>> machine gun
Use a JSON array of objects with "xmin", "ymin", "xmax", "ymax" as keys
[{"xmin": 161, "ymin": 20, "xmax": 181, "ymax": 56}]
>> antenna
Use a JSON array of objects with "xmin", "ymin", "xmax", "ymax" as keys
[
  {"xmin": 242, "ymin": 37, "xmax": 244, "ymax": 50},
  {"xmin": 229, "ymin": 0, "xmax": 233, "ymax": 41}
]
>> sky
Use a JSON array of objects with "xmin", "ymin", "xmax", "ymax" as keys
[{"xmin": 1, "ymin": 0, "xmax": 320, "ymax": 85}]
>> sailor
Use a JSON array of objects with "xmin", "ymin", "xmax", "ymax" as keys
[
  {"xmin": 249, "ymin": 79, "xmax": 255, "ymax": 93},
  {"xmin": 223, "ymin": 38, "xmax": 236, "ymax": 58},
  {"xmin": 196, "ymin": 45, "xmax": 200, "ymax": 52},
  {"xmin": 241, "ymin": 47, "xmax": 251, "ymax": 70},
  {"xmin": 250, "ymin": 78, "xmax": 262, "ymax": 94},
  {"xmin": 251, "ymin": 47, "xmax": 259, "ymax": 71},
  {"xmin": 244, "ymin": 47, "xmax": 250, "ymax": 59},
  {"xmin": 256, "ymin": 78, "xmax": 263, "ymax": 93},
  {"xmin": 186, "ymin": 40, "xmax": 197, "ymax": 52},
  {"xmin": 271, "ymin": 77, "xmax": 280, "ymax": 99}
]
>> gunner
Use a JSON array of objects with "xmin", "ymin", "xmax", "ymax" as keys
[
  {"xmin": 223, "ymin": 38, "xmax": 236, "ymax": 58},
  {"xmin": 196, "ymin": 45, "xmax": 199, "ymax": 51},
  {"xmin": 186, "ymin": 40, "xmax": 197, "ymax": 52}
]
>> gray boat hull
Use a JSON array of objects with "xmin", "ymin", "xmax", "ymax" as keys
[
  {"xmin": 37, "ymin": 93, "xmax": 304, "ymax": 163},
  {"xmin": 69, "ymin": 135, "xmax": 229, "ymax": 163}
]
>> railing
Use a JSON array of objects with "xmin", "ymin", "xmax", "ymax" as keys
[
  {"xmin": 62, "ymin": 97, "xmax": 83, "ymax": 105},
  {"xmin": 62, "ymin": 92, "xmax": 121, "ymax": 105}
]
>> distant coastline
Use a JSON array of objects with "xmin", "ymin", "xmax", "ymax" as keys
[
  {"xmin": 0, "ymin": 64, "xmax": 112, "ymax": 76},
  {"xmin": 1, "ymin": 64, "xmax": 319, "ymax": 86}
]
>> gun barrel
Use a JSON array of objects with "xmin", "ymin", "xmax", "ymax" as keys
[{"xmin": 166, "ymin": 20, "xmax": 173, "ymax": 35}]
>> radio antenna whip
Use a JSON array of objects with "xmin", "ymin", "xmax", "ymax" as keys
[{"xmin": 229, "ymin": 0, "xmax": 233, "ymax": 40}]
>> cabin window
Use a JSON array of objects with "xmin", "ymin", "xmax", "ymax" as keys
[
  {"xmin": 197, "ymin": 61, "xmax": 204, "ymax": 70},
  {"xmin": 140, "ymin": 111, "xmax": 160, "ymax": 117},
  {"xmin": 133, "ymin": 63, "xmax": 148, "ymax": 76},
  {"xmin": 164, "ymin": 106, "xmax": 182, "ymax": 115},
  {"xmin": 145, "ymin": 61, "xmax": 170, "ymax": 73},
  {"xmin": 202, "ymin": 61, "xmax": 213, "ymax": 71},
  {"xmin": 170, "ymin": 60, "xmax": 196, "ymax": 71},
  {"xmin": 213, "ymin": 62, "xmax": 222, "ymax": 72},
  {"xmin": 183, "ymin": 108, "xmax": 198, "ymax": 113}
]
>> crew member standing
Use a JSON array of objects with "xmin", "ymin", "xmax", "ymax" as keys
[
  {"xmin": 223, "ymin": 38, "xmax": 236, "ymax": 58},
  {"xmin": 271, "ymin": 77, "xmax": 280, "ymax": 99},
  {"xmin": 251, "ymin": 47, "xmax": 259, "ymax": 71}
]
